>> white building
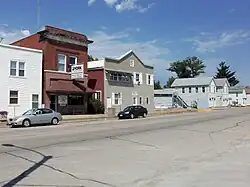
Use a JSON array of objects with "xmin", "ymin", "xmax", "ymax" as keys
[
  {"xmin": 0, "ymin": 43, "xmax": 43, "ymax": 117},
  {"xmin": 229, "ymin": 86, "xmax": 247, "ymax": 106},
  {"xmin": 154, "ymin": 88, "xmax": 175, "ymax": 108},
  {"xmin": 245, "ymin": 87, "xmax": 250, "ymax": 106},
  {"xmin": 168, "ymin": 77, "xmax": 230, "ymax": 109}
]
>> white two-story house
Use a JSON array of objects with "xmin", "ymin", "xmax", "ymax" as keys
[
  {"xmin": 229, "ymin": 85, "xmax": 247, "ymax": 106},
  {"xmin": 170, "ymin": 77, "xmax": 230, "ymax": 109},
  {"xmin": 0, "ymin": 43, "xmax": 43, "ymax": 117}
]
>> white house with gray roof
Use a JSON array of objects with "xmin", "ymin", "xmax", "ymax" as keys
[
  {"xmin": 169, "ymin": 77, "xmax": 231, "ymax": 108},
  {"xmin": 229, "ymin": 86, "xmax": 247, "ymax": 106}
]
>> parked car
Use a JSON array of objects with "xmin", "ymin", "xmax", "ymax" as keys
[
  {"xmin": 117, "ymin": 105, "xmax": 148, "ymax": 119},
  {"xmin": 7, "ymin": 108, "xmax": 63, "ymax": 128}
]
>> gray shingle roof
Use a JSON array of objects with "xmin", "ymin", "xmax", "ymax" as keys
[
  {"xmin": 171, "ymin": 77, "xmax": 213, "ymax": 87},
  {"xmin": 229, "ymin": 85, "xmax": 245, "ymax": 93},
  {"xmin": 214, "ymin": 78, "xmax": 228, "ymax": 87}
]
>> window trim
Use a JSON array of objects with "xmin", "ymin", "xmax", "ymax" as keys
[
  {"xmin": 139, "ymin": 96, "xmax": 143, "ymax": 105},
  {"xmin": 9, "ymin": 60, "xmax": 26, "ymax": 77},
  {"xmin": 130, "ymin": 59, "xmax": 135, "ymax": 67},
  {"xmin": 133, "ymin": 96, "xmax": 138, "ymax": 105},
  {"xmin": 113, "ymin": 92, "xmax": 121, "ymax": 105},
  {"xmin": 9, "ymin": 90, "xmax": 19, "ymax": 105},
  {"xmin": 182, "ymin": 87, "xmax": 185, "ymax": 93},
  {"xmin": 202, "ymin": 87, "xmax": 206, "ymax": 93},
  {"xmin": 31, "ymin": 94, "xmax": 39, "ymax": 109},
  {"xmin": 69, "ymin": 56, "xmax": 77, "ymax": 72},
  {"xmin": 58, "ymin": 54, "xmax": 67, "ymax": 72},
  {"xmin": 195, "ymin": 87, "xmax": 198, "ymax": 93},
  {"xmin": 135, "ymin": 73, "xmax": 140, "ymax": 82},
  {"xmin": 189, "ymin": 87, "xmax": 192, "ymax": 93},
  {"xmin": 146, "ymin": 97, "xmax": 150, "ymax": 104},
  {"xmin": 94, "ymin": 90, "xmax": 102, "ymax": 101}
]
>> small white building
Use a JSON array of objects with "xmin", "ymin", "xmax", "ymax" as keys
[
  {"xmin": 214, "ymin": 78, "xmax": 230, "ymax": 107},
  {"xmin": 154, "ymin": 88, "xmax": 175, "ymax": 108},
  {"xmin": 229, "ymin": 86, "xmax": 247, "ymax": 106},
  {"xmin": 0, "ymin": 43, "xmax": 43, "ymax": 117},
  {"xmin": 245, "ymin": 87, "xmax": 250, "ymax": 106}
]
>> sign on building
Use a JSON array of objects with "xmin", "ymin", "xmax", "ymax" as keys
[
  {"xmin": 58, "ymin": 95, "xmax": 68, "ymax": 106},
  {"xmin": 71, "ymin": 64, "xmax": 84, "ymax": 79}
]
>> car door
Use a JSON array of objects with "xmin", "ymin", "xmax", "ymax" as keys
[
  {"xmin": 40, "ymin": 109, "xmax": 54, "ymax": 124},
  {"xmin": 30, "ymin": 109, "xmax": 43, "ymax": 124}
]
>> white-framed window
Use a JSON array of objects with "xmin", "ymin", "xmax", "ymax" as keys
[
  {"xmin": 189, "ymin": 87, "xmax": 192, "ymax": 93},
  {"xmin": 32, "ymin": 94, "xmax": 39, "ymax": 108},
  {"xmin": 182, "ymin": 87, "xmax": 185, "ymax": 93},
  {"xmin": 146, "ymin": 74, "xmax": 153, "ymax": 85},
  {"xmin": 10, "ymin": 60, "xmax": 25, "ymax": 77},
  {"xmin": 112, "ymin": 92, "xmax": 122, "ymax": 105},
  {"xmin": 139, "ymin": 96, "xmax": 143, "ymax": 104},
  {"xmin": 146, "ymin": 97, "xmax": 150, "ymax": 104},
  {"xmin": 135, "ymin": 73, "xmax": 140, "ymax": 82},
  {"xmin": 133, "ymin": 96, "xmax": 137, "ymax": 105},
  {"xmin": 196, "ymin": 87, "xmax": 198, "ymax": 93},
  {"xmin": 58, "ymin": 54, "xmax": 66, "ymax": 72},
  {"xmin": 94, "ymin": 91, "xmax": 102, "ymax": 101},
  {"xmin": 69, "ymin": 56, "xmax": 77, "ymax": 72},
  {"xmin": 9, "ymin": 90, "xmax": 18, "ymax": 105},
  {"xmin": 202, "ymin": 87, "xmax": 206, "ymax": 93},
  {"xmin": 130, "ymin": 59, "xmax": 135, "ymax": 67},
  {"xmin": 134, "ymin": 72, "xmax": 143, "ymax": 85}
]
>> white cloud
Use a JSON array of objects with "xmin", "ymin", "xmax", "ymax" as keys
[
  {"xmin": 104, "ymin": 0, "xmax": 118, "ymax": 7},
  {"xmin": 0, "ymin": 25, "xmax": 31, "ymax": 44},
  {"xmin": 88, "ymin": 29, "xmax": 169, "ymax": 79},
  {"xmin": 115, "ymin": 0, "xmax": 155, "ymax": 13},
  {"xmin": 88, "ymin": 0, "xmax": 96, "ymax": 6},
  {"xmin": 185, "ymin": 30, "xmax": 250, "ymax": 53},
  {"xmin": 87, "ymin": 0, "xmax": 155, "ymax": 13}
]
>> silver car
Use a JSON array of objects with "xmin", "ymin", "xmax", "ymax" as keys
[{"xmin": 7, "ymin": 108, "xmax": 63, "ymax": 128}]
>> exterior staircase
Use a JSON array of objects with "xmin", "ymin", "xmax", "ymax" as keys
[{"xmin": 172, "ymin": 93, "xmax": 189, "ymax": 108}]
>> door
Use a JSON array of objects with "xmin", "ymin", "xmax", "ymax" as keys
[
  {"xmin": 40, "ymin": 108, "xmax": 54, "ymax": 124},
  {"xmin": 30, "ymin": 109, "xmax": 43, "ymax": 124},
  {"xmin": 107, "ymin": 97, "xmax": 112, "ymax": 108}
]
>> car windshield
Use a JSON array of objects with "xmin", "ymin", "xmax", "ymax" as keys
[
  {"xmin": 123, "ymin": 106, "xmax": 133, "ymax": 111},
  {"xmin": 22, "ymin": 109, "xmax": 36, "ymax": 115}
]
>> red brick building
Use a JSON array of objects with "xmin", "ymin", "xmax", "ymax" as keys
[{"xmin": 12, "ymin": 25, "xmax": 97, "ymax": 115}]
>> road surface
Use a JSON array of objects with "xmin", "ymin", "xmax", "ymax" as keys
[{"xmin": 1, "ymin": 108, "xmax": 250, "ymax": 187}]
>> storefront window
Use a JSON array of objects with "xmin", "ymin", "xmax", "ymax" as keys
[{"xmin": 68, "ymin": 95, "xmax": 84, "ymax": 105}]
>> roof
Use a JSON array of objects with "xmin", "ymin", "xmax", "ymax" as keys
[
  {"xmin": 214, "ymin": 78, "xmax": 228, "ymax": 87},
  {"xmin": 0, "ymin": 43, "xmax": 42, "ymax": 53},
  {"xmin": 245, "ymin": 87, "xmax": 250, "ymax": 94},
  {"xmin": 229, "ymin": 85, "xmax": 245, "ymax": 94},
  {"xmin": 104, "ymin": 50, "xmax": 154, "ymax": 69},
  {"xmin": 154, "ymin": 88, "xmax": 176, "ymax": 95},
  {"xmin": 171, "ymin": 77, "xmax": 213, "ymax": 87}
]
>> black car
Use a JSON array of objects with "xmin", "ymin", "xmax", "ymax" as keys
[{"xmin": 117, "ymin": 105, "xmax": 148, "ymax": 119}]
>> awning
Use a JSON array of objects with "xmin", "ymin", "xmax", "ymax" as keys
[{"xmin": 47, "ymin": 79, "xmax": 95, "ymax": 94}]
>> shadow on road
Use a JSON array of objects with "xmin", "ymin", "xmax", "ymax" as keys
[{"xmin": 2, "ymin": 144, "xmax": 52, "ymax": 187}]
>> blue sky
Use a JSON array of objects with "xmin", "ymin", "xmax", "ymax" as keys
[{"xmin": 1, "ymin": 0, "xmax": 250, "ymax": 85}]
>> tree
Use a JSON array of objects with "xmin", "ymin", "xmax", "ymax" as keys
[
  {"xmin": 88, "ymin": 55, "xmax": 98, "ymax": 61},
  {"xmin": 154, "ymin": 80, "xmax": 162, "ymax": 90},
  {"xmin": 214, "ymin": 61, "xmax": 239, "ymax": 86},
  {"xmin": 164, "ymin": 76, "xmax": 175, "ymax": 88},
  {"xmin": 167, "ymin": 56, "xmax": 206, "ymax": 78}
]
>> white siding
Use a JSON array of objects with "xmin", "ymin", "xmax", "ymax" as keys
[
  {"xmin": 0, "ymin": 44, "xmax": 43, "ymax": 117},
  {"xmin": 229, "ymin": 90, "xmax": 247, "ymax": 106}
]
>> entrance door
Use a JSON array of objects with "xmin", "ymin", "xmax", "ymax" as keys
[
  {"xmin": 107, "ymin": 97, "xmax": 112, "ymax": 108},
  {"xmin": 50, "ymin": 95, "xmax": 57, "ymax": 111}
]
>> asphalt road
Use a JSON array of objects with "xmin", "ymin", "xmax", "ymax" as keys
[{"xmin": 1, "ymin": 108, "xmax": 250, "ymax": 187}]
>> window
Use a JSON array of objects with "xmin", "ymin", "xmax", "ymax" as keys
[
  {"xmin": 189, "ymin": 87, "xmax": 192, "ymax": 93},
  {"xmin": 114, "ymin": 93, "xmax": 120, "ymax": 105},
  {"xmin": 196, "ymin": 87, "xmax": 198, "ymax": 93},
  {"xmin": 10, "ymin": 61, "xmax": 17, "ymax": 76},
  {"xmin": 69, "ymin": 56, "xmax": 77, "ymax": 72},
  {"xmin": 146, "ymin": 97, "xmax": 149, "ymax": 104},
  {"xmin": 202, "ymin": 87, "xmax": 205, "ymax": 93},
  {"xmin": 136, "ymin": 73, "xmax": 140, "ymax": 82},
  {"xmin": 94, "ymin": 91, "xmax": 102, "ymax": 101},
  {"xmin": 9, "ymin": 91, "xmax": 18, "ymax": 104},
  {"xmin": 130, "ymin": 60, "xmax": 135, "ymax": 67},
  {"xmin": 236, "ymin": 93, "xmax": 238, "ymax": 97},
  {"xmin": 113, "ymin": 73, "xmax": 118, "ymax": 81},
  {"xmin": 68, "ymin": 95, "xmax": 84, "ymax": 105},
  {"xmin": 148, "ymin": 74, "xmax": 151, "ymax": 85},
  {"xmin": 32, "ymin": 94, "xmax": 39, "ymax": 109},
  {"xmin": 19, "ymin": 62, "xmax": 25, "ymax": 76},
  {"xmin": 133, "ymin": 97, "xmax": 137, "ymax": 105},
  {"xmin": 182, "ymin": 87, "xmax": 185, "ymax": 93},
  {"xmin": 58, "ymin": 54, "xmax": 66, "ymax": 72},
  {"xmin": 10, "ymin": 61, "xmax": 25, "ymax": 77},
  {"xmin": 139, "ymin": 96, "xmax": 143, "ymax": 104}
]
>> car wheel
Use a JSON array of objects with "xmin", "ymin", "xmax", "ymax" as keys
[
  {"xmin": 51, "ymin": 117, "xmax": 59, "ymax": 125},
  {"xmin": 130, "ymin": 113, "xmax": 134, "ymax": 119},
  {"xmin": 23, "ymin": 119, "xmax": 31, "ymax": 127},
  {"xmin": 143, "ymin": 113, "xmax": 147, "ymax": 118}
]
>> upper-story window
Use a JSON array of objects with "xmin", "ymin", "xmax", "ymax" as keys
[
  {"xmin": 58, "ymin": 54, "xmax": 66, "ymax": 72},
  {"xmin": 10, "ymin": 60, "xmax": 25, "ymax": 77},
  {"xmin": 69, "ymin": 56, "xmax": 77, "ymax": 72},
  {"xmin": 182, "ymin": 87, "xmax": 185, "ymax": 93},
  {"xmin": 189, "ymin": 87, "xmax": 192, "ymax": 93},
  {"xmin": 202, "ymin": 87, "xmax": 205, "ymax": 93},
  {"xmin": 236, "ymin": 93, "xmax": 238, "ymax": 97},
  {"xmin": 135, "ymin": 73, "xmax": 140, "ymax": 82},
  {"xmin": 196, "ymin": 87, "xmax": 198, "ymax": 93},
  {"xmin": 146, "ymin": 74, "xmax": 153, "ymax": 85},
  {"xmin": 130, "ymin": 60, "xmax": 135, "ymax": 67},
  {"xmin": 109, "ymin": 72, "xmax": 130, "ymax": 82}
]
